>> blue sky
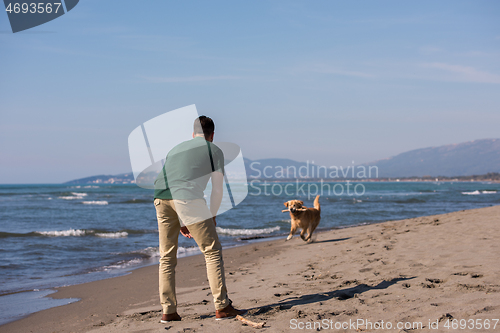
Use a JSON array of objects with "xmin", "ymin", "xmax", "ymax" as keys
[{"xmin": 1, "ymin": 0, "xmax": 499, "ymax": 183}]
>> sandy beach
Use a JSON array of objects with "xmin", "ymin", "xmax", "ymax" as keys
[{"xmin": 1, "ymin": 205, "xmax": 499, "ymax": 333}]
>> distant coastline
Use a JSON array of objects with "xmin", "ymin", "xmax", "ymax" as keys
[
  {"xmin": 64, "ymin": 172, "xmax": 500, "ymax": 184},
  {"xmin": 64, "ymin": 138, "xmax": 500, "ymax": 185},
  {"xmin": 64, "ymin": 173, "xmax": 135, "ymax": 185}
]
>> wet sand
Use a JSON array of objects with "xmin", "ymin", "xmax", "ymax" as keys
[{"xmin": 1, "ymin": 205, "xmax": 499, "ymax": 333}]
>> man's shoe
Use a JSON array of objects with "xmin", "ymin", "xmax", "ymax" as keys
[
  {"xmin": 215, "ymin": 304, "xmax": 246, "ymax": 320},
  {"xmin": 160, "ymin": 312, "xmax": 181, "ymax": 323}
]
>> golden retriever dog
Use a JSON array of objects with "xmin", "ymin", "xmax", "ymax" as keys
[{"xmin": 282, "ymin": 195, "xmax": 320, "ymax": 243}]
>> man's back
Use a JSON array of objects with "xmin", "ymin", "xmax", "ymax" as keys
[{"xmin": 154, "ymin": 136, "xmax": 224, "ymax": 200}]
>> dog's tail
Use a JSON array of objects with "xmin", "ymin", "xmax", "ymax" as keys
[{"xmin": 313, "ymin": 195, "xmax": 320, "ymax": 211}]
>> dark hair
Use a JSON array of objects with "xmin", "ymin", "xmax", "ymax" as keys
[{"xmin": 193, "ymin": 115, "xmax": 215, "ymax": 139}]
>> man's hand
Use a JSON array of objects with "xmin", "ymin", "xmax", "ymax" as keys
[{"xmin": 180, "ymin": 226, "xmax": 192, "ymax": 238}]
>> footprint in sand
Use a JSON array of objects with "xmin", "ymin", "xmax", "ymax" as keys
[
  {"xmin": 439, "ymin": 313, "xmax": 453, "ymax": 322},
  {"xmin": 343, "ymin": 309, "xmax": 359, "ymax": 316},
  {"xmin": 457, "ymin": 284, "xmax": 487, "ymax": 291},
  {"xmin": 273, "ymin": 291, "xmax": 292, "ymax": 297},
  {"xmin": 474, "ymin": 306, "xmax": 497, "ymax": 314}
]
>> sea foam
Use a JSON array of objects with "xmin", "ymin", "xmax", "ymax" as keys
[
  {"xmin": 177, "ymin": 246, "xmax": 201, "ymax": 256},
  {"xmin": 102, "ymin": 258, "xmax": 143, "ymax": 271},
  {"xmin": 58, "ymin": 192, "xmax": 88, "ymax": 200},
  {"xmin": 462, "ymin": 190, "xmax": 480, "ymax": 195},
  {"xmin": 216, "ymin": 226, "xmax": 280, "ymax": 236},
  {"xmin": 36, "ymin": 229, "xmax": 86, "ymax": 237},
  {"xmin": 462, "ymin": 190, "xmax": 497, "ymax": 195},
  {"xmin": 36, "ymin": 229, "xmax": 129, "ymax": 238},
  {"xmin": 95, "ymin": 232, "xmax": 128, "ymax": 238},
  {"xmin": 135, "ymin": 246, "xmax": 160, "ymax": 258},
  {"xmin": 98, "ymin": 246, "xmax": 198, "ymax": 272}
]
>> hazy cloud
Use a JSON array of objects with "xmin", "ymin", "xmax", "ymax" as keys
[
  {"xmin": 418, "ymin": 46, "xmax": 443, "ymax": 55},
  {"xmin": 421, "ymin": 62, "xmax": 500, "ymax": 84},
  {"xmin": 461, "ymin": 50, "xmax": 500, "ymax": 58},
  {"xmin": 141, "ymin": 75, "xmax": 239, "ymax": 83},
  {"xmin": 305, "ymin": 64, "xmax": 374, "ymax": 78}
]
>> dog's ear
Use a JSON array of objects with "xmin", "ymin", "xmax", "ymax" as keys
[
  {"xmin": 284, "ymin": 201, "xmax": 289, "ymax": 207},
  {"xmin": 298, "ymin": 201, "xmax": 304, "ymax": 206}
]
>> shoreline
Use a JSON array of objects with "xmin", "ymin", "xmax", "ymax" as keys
[
  {"xmin": 0, "ymin": 232, "xmax": 292, "ymax": 326},
  {"xmin": 0, "ymin": 220, "xmax": 379, "ymax": 299},
  {"xmin": 0, "ymin": 217, "xmax": 405, "ymax": 313},
  {"xmin": 1, "ymin": 205, "xmax": 499, "ymax": 332},
  {"xmin": 0, "ymin": 231, "xmax": 287, "ymax": 333}
]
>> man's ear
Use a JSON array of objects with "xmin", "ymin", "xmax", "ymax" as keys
[{"xmin": 284, "ymin": 201, "xmax": 289, "ymax": 207}]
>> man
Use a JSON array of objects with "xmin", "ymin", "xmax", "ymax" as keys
[{"xmin": 153, "ymin": 115, "xmax": 245, "ymax": 322}]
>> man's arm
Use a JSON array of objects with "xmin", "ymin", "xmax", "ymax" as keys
[{"xmin": 210, "ymin": 170, "xmax": 224, "ymax": 225}]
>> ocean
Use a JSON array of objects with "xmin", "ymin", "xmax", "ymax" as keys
[{"xmin": 0, "ymin": 181, "xmax": 499, "ymax": 325}]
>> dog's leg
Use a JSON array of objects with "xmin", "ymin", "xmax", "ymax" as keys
[
  {"xmin": 306, "ymin": 233, "xmax": 313, "ymax": 243},
  {"xmin": 286, "ymin": 225, "xmax": 297, "ymax": 241},
  {"xmin": 305, "ymin": 221, "xmax": 320, "ymax": 243},
  {"xmin": 304, "ymin": 228, "xmax": 312, "ymax": 242},
  {"xmin": 300, "ymin": 229, "xmax": 307, "ymax": 241}
]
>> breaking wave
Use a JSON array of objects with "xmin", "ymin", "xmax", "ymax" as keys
[
  {"xmin": 1, "ymin": 229, "xmax": 155, "ymax": 238},
  {"xmin": 36, "ymin": 229, "xmax": 86, "ymax": 237},
  {"xmin": 95, "ymin": 232, "xmax": 128, "ymax": 238},
  {"xmin": 58, "ymin": 192, "xmax": 88, "ymax": 200},
  {"xmin": 34, "ymin": 229, "xmax": 127, "ymax": 238},
  {"xmin": 462, "ymin": 190, "xmax": 497, "ymax": 195},
  {"xmin": 95, "ymin": 246, "xmax": 199, "ymax": 272},
  {"xmin": 216, "ymin": 226, "xmax": 280, "ymax": 236},
  {"xmin": 82, "ymin": 201, "xmax": 108, "ymax": 205}
]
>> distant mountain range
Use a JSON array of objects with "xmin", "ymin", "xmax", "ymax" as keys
[
  {"xmin": 65, "ymin": 138, "xmax": 500, "ymax": 183},
  {"xmin": 364, "ymin": 138, "xmax": 500, "ymax": 178}
]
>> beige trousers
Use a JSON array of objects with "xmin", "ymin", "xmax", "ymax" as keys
[{"xmin": 154, "ymin": 198, "xmax": 229, "ymax": 314}]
